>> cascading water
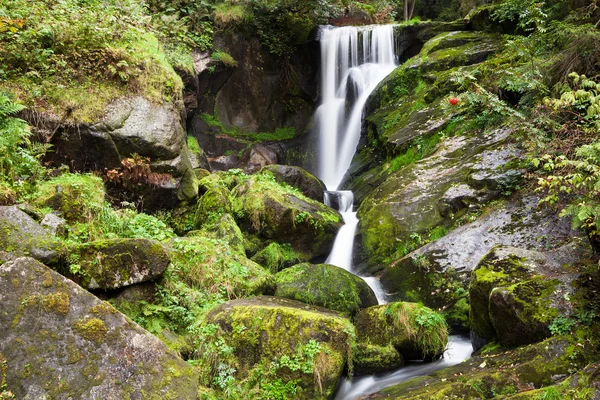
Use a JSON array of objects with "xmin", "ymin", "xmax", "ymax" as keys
[{"xmin": 313, "ymin": 25, "xmax": 473, "ymax": 398}]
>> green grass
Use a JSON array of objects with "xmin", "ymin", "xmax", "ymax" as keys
[
  {"xmin": 201, "ymin": 112, "xmax": 296, "ymax": 142},
  {"xmin": 389, "ymin": 133, "xmax": 443, "ymax": 173}
]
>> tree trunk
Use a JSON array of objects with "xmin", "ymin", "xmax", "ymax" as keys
[
  {"xmin": 408, "ymin": 0, "xmax": 416, "ymax": 20},
  {"xmin": 404, "ymin": 0, "xmax": 408, "ymax": 20}
]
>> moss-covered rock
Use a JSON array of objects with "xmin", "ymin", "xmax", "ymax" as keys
[
  {"xmin": 190, "ymin": 213, "xmax": 246, "ymax": 256},
  {"xmin": 204, "ymin": 296, "xmax": 355, "ymax": 399},
  {"xmin": 232, "ymin": 173, "xmax": 343, "ymax": 260},
  {"xmin": 167, "ymin": 237, "xmax": 275, "ymax": 298},
  {"xmin": 261, "ymin": 165, "xmax": 327, "ymax": 203},
  {"xmin": 352, "ymin": 343, "xmax": 403, "ymax": 375},
  {"xmin": 0, "ymin": 205, "xmax": 65, "ymax": 265},
  {"xmin": 274, "ymin": 263, "xmax": 377, "ymax": 316},
  {"xmin": 251, "ymin": 242, "xmax": 303, "ymax": 273},
  {"xmin": 354, "ymin": 302, "xmax": 448, "ymax": 361},
  {"xmin": 35, "ymin": 173, "xmax": 105, "ymax": 224},
  {"xmin": 368, "ymin": 335, "xmax": 598, "ymax": 399},
  {"xmin": 73, "ymin": 238, "xmax": 170, "ymax": 290},
  {"xmin": 0, "ymin": 257, "xmax": 200, "ymax": 399},
  {"xmin": 194, "ymin": 186, "xmax": 232, "ymax": 228},
  {"xmin": 469, "ymin": 245, "xmax": 582, "ymax": 350}
]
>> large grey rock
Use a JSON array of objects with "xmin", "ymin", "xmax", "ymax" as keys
[
  {"xmin": 0, "ymin": 257, "xmax": 199, "ymax": 399},
  {"xmin": 357, "ymin": 127, "xmax": 523, "ymax": 274},
  {"xmin": 74, "ymin": 238, "xmax": 171, "ymax": 290},
  {"xmin": 40, "ymin": 213, "xmax": 68, "ymax": 238},
  {"xmin": 0, "ymin": 206, "xmax": 64, "ymax": 265}
]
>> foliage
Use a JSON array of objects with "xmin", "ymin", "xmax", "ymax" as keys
[
  {"xmin": 211, "ymin": 51, "xmax": 238, "ymax": 67},
  {"xmin": 0, "ymin": 92, "xmax": 47, "ymax": 197},
  {"xmin": 0, "ymin": 356, "xmax": 15, "ymax": 400},
  {"xmin": 548, "ymin": 315, "xmax": 576, "ymax": 335}
]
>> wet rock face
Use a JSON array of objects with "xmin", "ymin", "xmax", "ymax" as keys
[
  {"xmin": 274, "ymin": 263, "xmax": 378, "ymax": 316},
  {"xmin": 74, "ymin": 238, "xmax": 171, "ymax": 290},
  {"xmin": 357, "ymin": 127, "xmax": 523, "ymax": 274},
  {"xmin": 0, "ymin": 257, "xmax": 199, "ymax": 399},
  {"xmin": 206, "ymin": 296, "xmax": 354, "ymax": 399},
  {"xmin": 0, "ymin": 205, "xmax": 64, "ymax": 265}
]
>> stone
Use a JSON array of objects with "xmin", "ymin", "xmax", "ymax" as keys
[
  {"xmin": 352, "ymin": 343, "xmax": 404, "ymax": 375},
  {"xmin": 232, "ymin": 173, "xmax": 343, "ymax": 260},
  {"xmin": 240, "ymin": 144, "xmax": 279, "ymax": 174},
  {"xmin": 274, "ymin": 263, "xmax": 378, "ymax": 316},
  {"xmin": 0, "ymin": 257, "xmax": 199, "ymax": 399},
  {"xmin": 74, "ymin": 238, "xmax": 171, "ymax": 290},
  {"xmin": 354, "ymin": 302, "xmax": 448, "ymax": 361},
  {"xmin": 251, "ymin": 242, "xmax": 303, "ymax": 273},
  {"xmin": 0, "ymin": 205, "xmax": 64, "ymax": 265},
  {"xmin": 40, "ymin": 213, "xmax": 68, "ymax": 238},
  {"xmin": 262, "ymin": 164, "xmax": 327, "ymax": 203},
  {"xmin": 205, "ymin": 296, "xmax": 355, "ymax": 399}
]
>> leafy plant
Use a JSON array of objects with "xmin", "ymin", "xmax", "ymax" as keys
[{"xmin": 549, "ymin": 315, "xmax": 576, "ymax": 335}]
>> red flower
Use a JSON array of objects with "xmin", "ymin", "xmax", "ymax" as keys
[{"xmin": 449, "ymin": 97, "xmax": 459, "ymax": 106}]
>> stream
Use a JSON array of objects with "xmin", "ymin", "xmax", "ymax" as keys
[{"xmin": 314, "ymin": 24, "xmax": 473, "ymax": 398}]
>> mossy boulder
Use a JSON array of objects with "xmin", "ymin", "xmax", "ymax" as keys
[
  {"xmin": 470, "ymin": 245, "xmax": 582, "ymax": 350},
  {"xmin": 369, "ymin": 335, "xmax": 597, "ymax": 399},
  {"xmin": 190, "ymin": 213, "xmax": 246, "ymax": 256},
  {"xmin": 167, "ymin": 237, "xmax": 275, "ymax": 297},
  {"xmin": 251, "ymin": 242, "xmax": 303, "ymax": 273},
  {"xmin": 352, "ymin": 343, "xmax": 403, "ymax": 375},
  {"xmin": 0, "ymin": 257, "xmax": 200, "ymax": 399},
  {"xmin": 274, "ymin": 263, "xmax": 377, "ymax": 316},
  {"xmin": 205, "ymin": 296, "xmax": 355, "ymax": 399},
  {"xmin": 354, "ymin": 302, "xmax": 448, "ymax": 361},
  {"xmin": 261, "ymin": 165, "xmax": 327, "ymax": 203},
  {"xmin": 232, "ymin": 173, "xmax": 343, "ymax": 259},
  {"xmin": 0, "ymin": 205, "xmax": 65, "ymax": 265},
  {"xmin": 194, "ymin": 186, "xmax": 232, "ymax": 228},
  {"xmin": 35, "ymin": 173, "xmax": 105, "ymax": 224},
  {"xmin": 73, "ymin": 238, "xmax": 170, "ymax": 290}
]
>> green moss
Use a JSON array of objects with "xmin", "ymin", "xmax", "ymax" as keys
[
  {"xmin": 41, "ymin": 292, "xmax": 70, "ymax": 314},
  {"xmin": 35, "ymin": 173, "xmax": 105, "ymax": 223},
  {"xmin": 73, "ymin": 317, "xmax": 108, "ymax": 343},
  {"xmin": 352, "ymin": 343, "xmax": 403, "ymax": 375},
  {"xmin": 200, "ymin": 112, "xmax": 296, "ymax": 142},
  {"xmin": 251, "ymin": 242, "xmax": 302, "ymax": 273}
]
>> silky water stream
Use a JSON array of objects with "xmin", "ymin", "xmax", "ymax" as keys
[{"xmin": 312, "ymin": 25, "xmax": 473, "ymax": 399}]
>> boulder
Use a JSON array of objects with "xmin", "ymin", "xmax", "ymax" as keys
[
  {"xmin": 205, "ymin": 296, "xmax": 355, "ymax": 399},
  {"xmin": 40, "ymin": 213, "xmax": 68, "ymax": 238},
  {"xmin": 73, "ymin": 238, "xmax": 170, "ymax": 290},
  {"xmin": 189, "ymin": 213, "xmax": 246, "ymax": 256},
  {"xmin": 240, "ymin": 144, "xmax": 279, "ymax": 174},
  {"xmin": 194, "ymin": 186, "xmax": 233, "ymax": 228},
  {"xmin": 232, "ymin": 174, "xmax": 343, "ymax": 260},
  {"xmin": 0, "ymin": 257, "xmax": 199, "ymax": 399},
  {"xmin": 251, "ymin": 242, "xmax": 303, "ymax": 273},
  {"xmin": 262, "ymin": 165, "xmax": 327, "ymax": 203},
  {"xmin": 354, "ymin": 302, "xmax": 448, "ymax": 361},
  {"xmin": 274, "ymin": 263, "xmax": 377, "ymax": 316},
  {"xmin": 379, "ymin": 198, "xmax": 589, "ymax": 331},
  {"xmin": 470, "ymin": 245, "xmax": 583, "ymax": 350},
  {"xmin": 0, "ymin": 205, "xmax": 64, "ymax": 265}
]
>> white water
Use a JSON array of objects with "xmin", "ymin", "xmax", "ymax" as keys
[
  {"xmin": 313, "ymin": 25, "xmax": 473, "ymax": 399},
  {"xmin": 334, "ymin": 335, "xmax": 473, "ymax": 400},
  {"xmin": 316, "ymin": 25, "xmax": 397, "ymax": 190}
]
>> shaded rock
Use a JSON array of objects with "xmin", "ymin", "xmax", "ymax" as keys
[
  {"xmin": 263, "ymin": 164, "xmax": 327, "ymax": 203},
  {"xmin": 0, "ymin": 257, "xmax": 199, "ymax": 399},
  {"xmin": 240, "ymin": 144, "xmax": 279, "ymax": 174},
  {"xmin": 352, "ymin": 343, "xmax": 404, "ymax": 375},
  {"xmin": 194, "ymin": 186, "xmax": 232, "ymax": 228},
  {"xmin": 407, "ymin": 31, "xmax": 502, "ymax": 72},
  {"xmin": 75, "ymin": 238, "xmax": 170, "ymax": 290},
  {"xmin": 190, "ymin": 213, "xmax": 246, "ymax": 256},
  {"xmin": 232, "ymin": 174, "xmax": 343, "ymax": 260},
  {"xmin": 0, "ymin": 205, "xmax": 64, "ymax": 265},
  {"xmin": 438, "ymin": 183, "xmax": 485, "ymax": 218},
  {"xmin": 354, "ymin": 302, "xmax": 448, "ymax": 361},
  {"xmin": 113, "ymin": 281, "xmax": 157, "ymax": 305},
  {"xmin": 206, "ymin": 296, "xmax": 354, "ymax": 399},
  {"xmin": 366, "ymin": 335, "xmax": 596, "ymax": 399},
  {"xmin": 274, "ymin": 263, "xmax": 377, "ymax": 316},
  {"xmin": 251, "ymin": 242, "xmax": 303, "ymax": 273},
  {"xmin": 208, "ymin": 153, "xmax": 239, "ymax": 171},
  {"xmin": 40, "ymin": 213, "xmax": 68, "ymax": 238},
  {"xmin": 470, "ymin": 245, "xmax": 584, "ymax": 350}
]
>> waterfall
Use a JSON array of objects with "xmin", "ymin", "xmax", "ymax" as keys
[
  {"xmin": 315, "ymin": 25, "xmax": 397, "ymax": 191},
  {"xmin": 315, "ymin": 25, "xmax": 398, "ymax": 302}
]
